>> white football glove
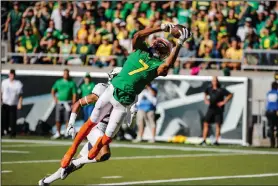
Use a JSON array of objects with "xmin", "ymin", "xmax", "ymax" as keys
[
  {"xmin": 160, "ymin": 23, "xmax": 175, "ymax": 32},
  {"xmin": 178, "ymin": 27, "xmax": 192, "ymax": 45},
  {"xmin": 66, "ymin": 113, "xmax": 77, "ymax": 139}
]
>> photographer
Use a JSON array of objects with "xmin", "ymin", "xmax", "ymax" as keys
[
  {"xmin": 200, "ymin": 76, "xmax": 233, "ymax": 146},
  {"xmin": 265, "ymin": 81, "xmax": 278, "ymax": 148}
]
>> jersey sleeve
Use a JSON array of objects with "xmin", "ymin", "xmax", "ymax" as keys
[
  {"xmin": 204, "ymin": 87, "xmax": 209, "ymax": 94},
  {"xmin": 72, "ymin": 81, "xmax": 77, "ymax": 94},
  {"xmin": 92, "ymin": 83, "xmax": 108, "ymax": 97},
  {"xmin": 52, "ymin": 80, "xmax": 58, "ymax": 91},
  {"xmin": 18, "ymin": 81, "xmax": 23, "ymax": 94},
  {"xmin": 222, "ymin": 88, "xmax": 231, "ymax": 96}
]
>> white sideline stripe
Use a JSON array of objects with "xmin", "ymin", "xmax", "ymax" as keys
[
  {"xmin": 93, "ymin": 173, "xmax": 278, "ymax": 185},
  {"xmin": 1, "ymin": 153, "xmax": 246, "ymax": 164},
  {"xmin": 1, "ymin": 170, "xmax": 13, "ymax": 174},
  {"xmin": 2, "ymin": 150, "xmax": 29, "ymax": 154},
  {"xmin": 1, "ymin": 144, "xmax": 64, "ymax": 148},
  {"xmin": 3, "ymin": 139, "xmax": 278, "ymax": 155},
  {"xmin": 102, "ymin": 176, "xmax": 122, "ymax": 179}
]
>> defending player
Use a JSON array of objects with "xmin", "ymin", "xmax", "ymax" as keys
[
  {"xmin": 60, "ymin": 24, "xmax": 192, "ymax": 169},
  {"xmin": 39, "ymin": 68, "xmax": 136, "ymax": 185}
]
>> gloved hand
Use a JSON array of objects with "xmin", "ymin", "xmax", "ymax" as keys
[
  {"xmin": 66, "ymin": 113, "xmax": 77, "ymax": 139},
  {"xmin": 160, "ymin": 23, "xmax": 175, "ymax": 32},
  {"xmin": 177, "ymin": 27, "xmax": 192, "ymax": 45}
]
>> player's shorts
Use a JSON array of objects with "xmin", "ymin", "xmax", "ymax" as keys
[
  {"xmin": 79, "ymin": 123, "xmax": 106, "ymax": 157},
  {"xmin": 137, "ymin": 110, "xmax": 156, "ymax": 128},
  {"xmin": 204, "ymin": 108, "xmax": 223, "ymax": 124},
  {"xmin": 55, "ymin": 102, "xmax": 71, "ymax": 123}
]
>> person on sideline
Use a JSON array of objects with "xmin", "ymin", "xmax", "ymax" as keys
[
  {"xmin": 51, "ymin": 69, "xmax": 77, "ymax": 139},
  {"xmin": 200, "ymin": 76, "xmax": 233, "ymax": 146},
  {"xmin": 1, "ymin": 69, "xmax": 23, "ymax": 137}
]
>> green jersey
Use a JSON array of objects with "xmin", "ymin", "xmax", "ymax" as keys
[
  {"xmin": 8, "ymin": 10, "xmax": 22, "ymax": 33},
  {"xmin": 52, "ymin": 78, "xmax": 77, "ymax": 101},
  {"xmin": 79, "ymin": 82, "xmax": 96, "ymax": 97},
  {"xmin": 112, "ymin": 46, "xmax": 163, "ymax": 105}
]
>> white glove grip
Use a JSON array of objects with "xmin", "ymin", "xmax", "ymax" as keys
[{"xmin": 69, "ymin": 113, "xmax": 77, "ymax": 126}]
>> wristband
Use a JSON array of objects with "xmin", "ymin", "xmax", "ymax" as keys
[
  {"xmin": 79, "ymin": 99, "xmax": 83, "ymax": 107},
  {"xmin": 85, "ymin": 96, "xmax": 89, "ymax": 105},
  {"xmin": 69, "ymin": 113, "xmax": 77, "ymax": 126}
]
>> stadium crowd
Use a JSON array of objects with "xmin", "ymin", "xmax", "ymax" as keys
[{"xmin": 3, "ymin": 1, "xmax": 278, "ymax": 70}]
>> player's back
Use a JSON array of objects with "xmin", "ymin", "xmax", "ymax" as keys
[{"xmin": 112, "ymin": 49, "xmax": 163, "ymax": 98}]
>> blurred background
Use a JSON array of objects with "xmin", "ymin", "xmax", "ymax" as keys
[{"xmin": 1, "ymin": 1, "xmax": 278, "ymax": 147}]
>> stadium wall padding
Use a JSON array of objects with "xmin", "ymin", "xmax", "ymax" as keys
[{"xmin": 1, "ymin": 70, "xmax": 249, "ymax": 145}]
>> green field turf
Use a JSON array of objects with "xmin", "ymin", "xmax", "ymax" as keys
[{"xmin": 1, "ymin": 138, "xmax": 278, "ymax": 185}]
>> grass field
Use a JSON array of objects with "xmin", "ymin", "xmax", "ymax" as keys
[{"xmin": 1, "ymin": 138, "xmax": 278, "ymax": 185}]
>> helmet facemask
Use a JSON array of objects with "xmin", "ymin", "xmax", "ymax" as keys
[{"xmin": 151, "ymin": 38, "xmax": 172, "ymax": 60}]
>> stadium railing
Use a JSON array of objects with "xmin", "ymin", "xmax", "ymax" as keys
[
  {"xmin": 243, "ymin": 49, "xmax": 278, "ymax": 70},
  {"xmin": 2, "ymin": 50, "xmax": 278, "ymax": 70}
]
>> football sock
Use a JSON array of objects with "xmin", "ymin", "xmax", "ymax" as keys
[
  {"xmin": 88, "ymin": 135, "xmax": 112, "ymax": 160},
  {"xmin": 72, "ymin": 156, "xmax": 97, "ymax": 167},
  {"xmin": 44, "ymin": 168, "xmax": 62, "ymax": 184},
  {"xmin": 61, "ymin": 119, "xmax": 96, "ymax": 168}
]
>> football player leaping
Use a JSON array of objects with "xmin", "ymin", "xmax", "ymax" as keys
[
  {"xmin": 39, "ymin": 68, "xmax": 137, "ymax": 185},
  {"xmin": 60, "ymin": 23, "xmax": 192, "ymax": 171}
]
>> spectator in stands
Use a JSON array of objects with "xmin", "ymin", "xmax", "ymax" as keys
[
  {"xmin": 58, "ymin": 36, "xmax": 73, "ymax": 64},
  {"xmin": 1, "ymin": 69, "xmax": 23, "ymax": 138},
  {"xmin": 78, "ymin": 73, "xmax": 95, "ymax": 122},
  {"xmin": 177, "ymin": 1, "xmax": 191, "ymax": 26},
  {"xmin": 237, "ymin": 17, "xmax": 256, "ymax": 42},
  {"xmin": 94, "ymin": 36, "xmax": 113, "ymax": 67},
  {"xmin": 77, "ymin": 21, "xmax": 88, "ymax": 42},
  {"xmin": 74, "ymin": 38, "xmax": 95, "ymax": 65},
  {"xmin": 134, "ymin": 84, "xmax": 158, "ymax": 143},
  {"xmin": 265, "ymin": 81, "xmax": 278, "ymax": 148},
  {"xmin": 112, "ymin": 39, "xmax": 127, "ymax": 67},
  {"xmin": 226, "ymin": 9, "xmax": 239, "ymax": 38},
  {"xmin": 13, "ymin": 37, "xmax": 27, "ymax": 64},
  {"xmin": 36, "ymin": 2, "xmax": 50, "ymax": 37},
  {"xmin": 87, "ymin": 25, "xmax": 102, "ymax": 47},
  {"xmin": 21, "ymin": 28, "xmax": 39, "ymax": 64},
  {"xmin": 51, "ymin": 69, "xmax": 77, "ymax": 139},
  {"xmin": 224, "ymin": 37, "xmax": 243, "ymax": 70},
  {"xmin": 200, "ymin": 76, "xmax": 233, "ymax": 146},
  {"xmin": 3, "ymin": 2, "xmax": 23, "ymax": 52},
  {"xmin": 62, "ymin": 3, "xmax": 77, "ymax": 39},
  {"xmin": 3, "ymin": 1, "xmax": 278, "ymax": 69},
  {"xmin": 41, "ymin": 38, "xmax": 58, "ymax": 64},
  {"xmin": 51, "ymin": 2, "xmax": 62, "ymax": 31},
  {"xmin": 198, "ymin": 32, "xmax": 213, "ymax": 57}
]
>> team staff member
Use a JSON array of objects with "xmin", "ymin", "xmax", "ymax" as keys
[
  {"xmin": 265, "ymin": 81, "xmax": 278, "ymax": 148},
  {"xmin": 78, "ymin": 73, "xmax": 95, "ymax": 121},
  {"xmin": 200, "ymin": 76, "xmax": 233, "ymax": 146},
  {"xmin": 51, "ymin": 69, "xmax": 77, "ymax": 139},
  {"xmin": 1, "ymin": 69, "xmax": 23, "ymax": 137}
]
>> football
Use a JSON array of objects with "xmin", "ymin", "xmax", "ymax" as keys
[{"xmin": 171, "ymin": 24, "xmax": 187, "ymax": 38}]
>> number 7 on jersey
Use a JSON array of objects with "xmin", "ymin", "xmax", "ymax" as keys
[{"xmin": 128, "ymin": 59, "xmax": 149, "ymax": 76}]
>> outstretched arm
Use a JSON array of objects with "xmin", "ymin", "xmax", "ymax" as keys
[
  {"xmin": 157, "ymin": 28, "xmax": 191, "ymax": 76},
  {"xmin": 66, "ymin": 94, "xmax": 99, "ymax": 139},
  {"xmin": 132, "ymin": 24, "xmax": 174, "ymax": 51}
]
